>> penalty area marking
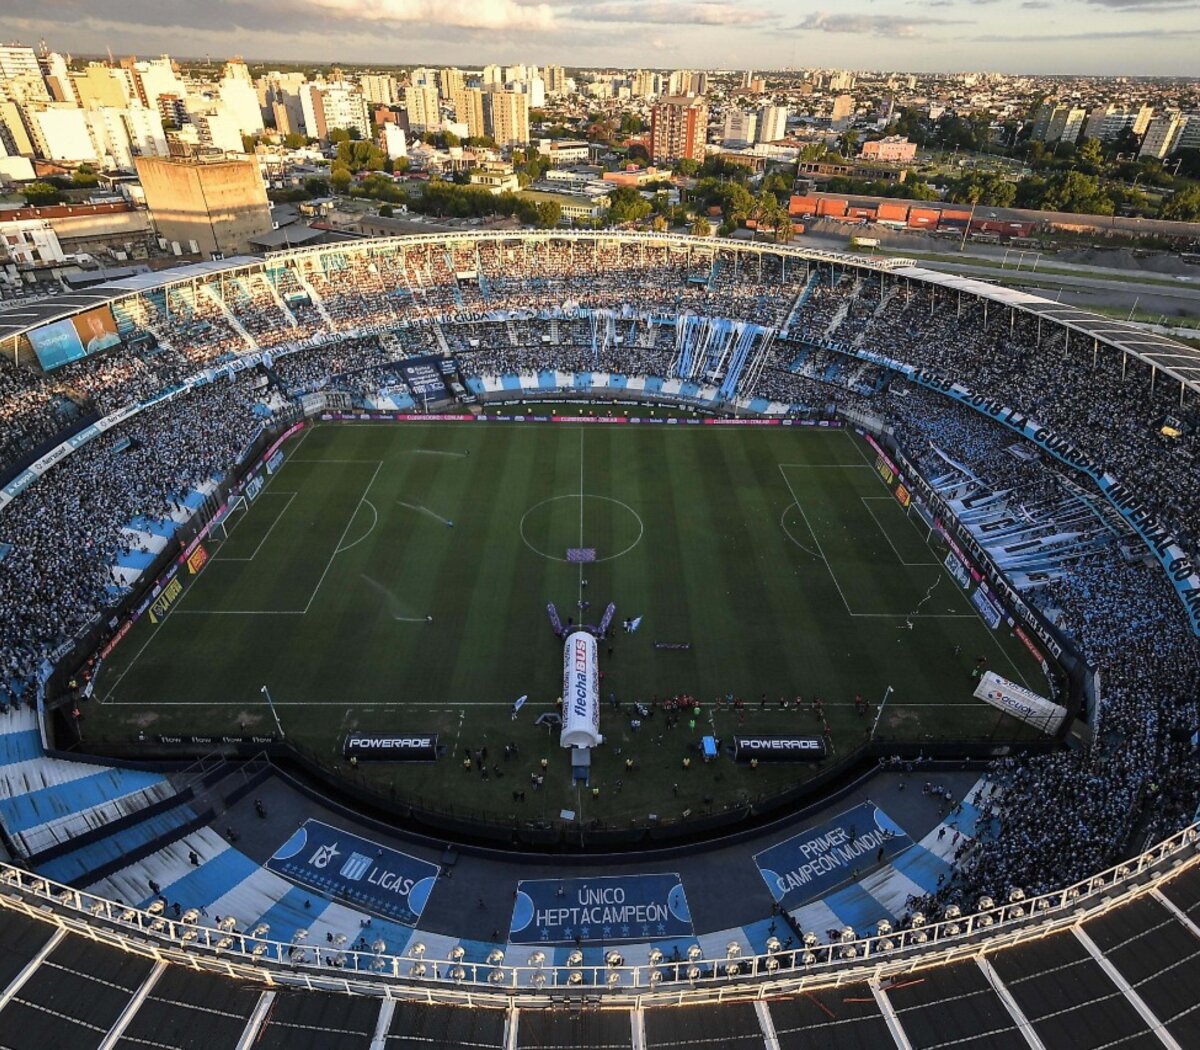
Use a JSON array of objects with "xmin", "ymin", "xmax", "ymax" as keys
[
  {"xmin": 779, "ymin": 502, "xmax": 821, "ymax": 560},
  {"xmin": 212, "ymin": 492, "xmax": 298, "ymax": 563},
  {"xmin": 777, "ymin": 463, "xmax": 974, "ymax": 620},
  {"xmin": 519, "ymin": 493, "xmax": 644, "ymax": 564},
  {"xmin": 335, "ymin": 499, "xmax": 379, "ymax": 555},
  {"xmin": 859, "ymin": 496, "xmax": 939, "ymax": 568}
]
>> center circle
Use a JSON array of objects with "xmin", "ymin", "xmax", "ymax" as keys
[{"xmin": 519, "ymin": 494, "xmax": 645, "ymax": 563}]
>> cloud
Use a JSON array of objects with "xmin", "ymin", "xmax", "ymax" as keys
[
  {"xmin": 570, "ymin": 1, "xmax": 773, "ymax": 25},
  {"xmin": 790, "ymin": 11, "xmax": 964, "ymax": 36},
  {"xmin": 305, "ymin": 0, "xmax": 555, "ymax": 31},
  {"xmin": 973, "ymin": 24, "xmax": 1200, "ymax": 39},
  {"xmin": 1020, "ymin": 1, "xmax": 1052, "ymax": 7},
  {"xmin": 1084, "ymin": 0, "xmax": 1193, "ymax": 6},
  {"xmin": 0, "ymin": 0, "xmax": 557, "ymax": 35}
]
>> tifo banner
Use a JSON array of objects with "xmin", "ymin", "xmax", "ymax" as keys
[
  {"xmin": 733, "ymin": 736, "xmax": 827, "ymax": 762},
  {"xmin": 843, "ymin": 346, "xmax": 1200, "ymax": 635},
  {"xmin": 974, "ymin": 671, "xmax": 1068, "ymax": 735},
  {"xmin": 342, "ymin": 733, "xmax": 438, "ymax": 762},
  {"xmin": 267, "ymin": 819, "xmax": 438, "ymax": 926},
  {"xmin": 754, "ymin": 803, "xmax": 912, "ymax": 908},
  {"xmin": 509, "ymin": 874, "xmax": 692, "ymax": 944}
]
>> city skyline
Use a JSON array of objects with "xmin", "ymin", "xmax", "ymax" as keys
[{"xmin": 1, "ymin": 0, "xmax": 1198, "ymax": 77}]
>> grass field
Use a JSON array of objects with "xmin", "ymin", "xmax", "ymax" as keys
[{"xmin": 90, "ymin": 418, "xmax": 1048, "ymax": 825}]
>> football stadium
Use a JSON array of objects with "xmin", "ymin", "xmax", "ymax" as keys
[{"xmin": 0, "ymin": 231, "xmax": 1198, "ymax": 1048}]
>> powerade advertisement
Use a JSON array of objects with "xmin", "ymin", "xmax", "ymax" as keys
[
  {"xmin": 753, "ymin": 803, "xmax": 912, "ymax": 909},
  {"xmin": 509, "ymin": 874, "xmax": 693, "ymax": 944},
  {"xmin": 28, "ymin": 305, "xmax": 121, "ymax": 371},
  {"xmin": 267, "ymin": 819, "xmax": 439, "ymax": 926}
]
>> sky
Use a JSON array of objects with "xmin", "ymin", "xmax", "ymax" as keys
[{"xmin": 1, "ymin": 0, "xmax": 1197, "ymax": 76}]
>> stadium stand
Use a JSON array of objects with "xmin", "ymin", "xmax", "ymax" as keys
[{"xmin": 0, "ymin": 232, "xmax": 1198, "ymax": 1043}]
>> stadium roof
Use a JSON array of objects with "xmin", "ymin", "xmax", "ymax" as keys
[
  {"xmin": 0, "ymin": 257, "xmax": 261, "ymax": 345},
  {"xmin": 894, "ymin": 264, "xmax": 1200, "ymax": 394}
]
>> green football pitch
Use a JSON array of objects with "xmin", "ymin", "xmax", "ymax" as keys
[{"xmin": 90, "ymin": 419, "xmax": 1049, "ymax": 825}]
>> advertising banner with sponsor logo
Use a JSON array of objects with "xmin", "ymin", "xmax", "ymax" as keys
[
  {"xmin": 148, "ymin": 577, "xmax": 183, "ymax": 624},
  {"xmin": 509, "ymin": 874, "xmax": 692, "ymax": 945},
  {"xmin": 733, "ymin": 736, "xmax": 828, "ymax": 762},
  {"xmin": 561, "ymin": 630, "xmax": 602, "ymax": 748},
  {"xmin": 944, "ymin": 549, "xmax": 972, "ymax": 589},
  {"xmin": 753, "ymin": 802, "xmax": 912, "ymax": 908},
  {"xmin": 971, "ymin": 585, "xmax": 1004, "ymax": 629},
  {"xmin": 186, "ymin": 544, "xmax": 209, "ymax": 575},
  {"xmin": 400, "ymin": 355, "xmax": 451, "ymax": 400},
  {"xmin": 342, "ymin": 733, "xmax": 439, "ymax": 762},
  {"xmin": 973, "ymin": 671, "xmax": 1067, "ymax": 735},
  {"xmin": 266, "ymin": 819, "xmax": 439, "ymax": 926}
]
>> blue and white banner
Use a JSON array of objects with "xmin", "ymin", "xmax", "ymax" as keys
[
  {"xmin": 754, "ymin": 802, "xmax": 912, "ymax": 908},
  {"xmin": 267, "ymin": 819, "xmax": 439, "ymax": 926},
  {"xmin": 944, "ymin": 549, "xmax": 972, "ymax": 589},
  {"xmin": 971, "ymin": 585, "xmax": 1004, "ymax": 629},
  {"xmin": 509, "ymin": 874, "xmax": 692, "ymax": 944},
  {"xmin": 839, "ymin": 344, "xmax": 1200, "ymax": 636}
]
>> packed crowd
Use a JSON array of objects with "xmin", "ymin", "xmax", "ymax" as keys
[
  {"xmin": 0, "ymin": 379, "xmax": 265, "ymax": 703},
  {"xmin": 877, "ymin": 384, "xmax": 1200, "ymax": 917},
  {"xmin": 0, "ymin": 236, "xmax": 1198, "ymax": 912}
]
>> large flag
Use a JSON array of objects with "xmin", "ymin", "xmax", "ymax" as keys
[{"xmin": 629, "ymin": 616, "xmax": 643, "ymax": 633}]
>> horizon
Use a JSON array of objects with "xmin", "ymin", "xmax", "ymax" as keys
[{"xmin": 2, "ymin": 0, "xmax": 1198, "ymax": 78}]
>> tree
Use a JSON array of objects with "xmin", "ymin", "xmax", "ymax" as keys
[
  {"xmin": 329, "ymin": 164, "xmax": 352, "ymax": 193},
  {"xmin": 651, "ymin": 214, "xmax": 668, "ymax": 232},
  {"xmin": 1076, "ymin": 137, "xmax": 1104, "ymax": 175},
  {"xmin": 606, "ymin": 186, "xmax": 653, "ymax": 224},
  {"xmin": 379, "ymin": 203, "xmax": 394, "ymax": 217},
  {"xmin": 283, "ymin": 132, "xmax": 308, "ymax": 150},
  {"xmin": 690, "ymin": 216, "xmax": 712, "ymax": 237},
  {"xmin": 71, "ymin": 166, "xmax": 99, "ymax": 188},
  {"xmin": 674, "ymin": 157, "xmax": 701, "ymax": 177},
  {"xmin": 627, "ymin": 142, "xmax": 651, "ymax": 166},
  {"xmin": 1160, "ymin": 184, "xmax": 1200, "ymax": 222},
  {"xmin": 22, "ymin": 182, "xmax": 61, "ymax": 206},
  {"xmin": 534, "ymin": 200, "xmax": 562, "ymax": 228}
]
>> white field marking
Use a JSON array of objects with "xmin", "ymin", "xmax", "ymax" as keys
[
  {"xmin": 100, "ymin": 697, "xmax": 997, "ymax": 708},
  {"xmin": 396, "ymin": 500, "xmax": 452, "ymax": 526},
  {"xmin": 336, "ymin": 499, "xmax": 379, "ymax": 554},
  {"xmin": 518, "ymin": 494, "xmax": 644, "ymax": 565},
  {"xmin": 776, "ymin": 462, "xmax": 855, "ymax": 618},
  {"xmin": 171, "ymin": 609, "xmax": 305, "ymax": 615},
  {"xmin": 213, "ymin": 492, "xmax": 298, "ymax": 562},
  {"xmin": 408, "ymin": 448, "xmax": 469, "ymax": 458},
  {"xmin": 859, "ymin": 496, "xmax": 939, "ymax": 567},
  {"xmin": 288, "ymin": 424, "xmax": 314, "ymax": 457},
  {"xmin": 848, "ymin": 430, "xmax": 1035, "ymax": 688},
  {"xmin": 578, "ymin": 427, "xmax": 584, "ymax": 606},
  {"xmin": 778, "ymin": 502, "xmax": 821, "ymax": 560},
  {"xmin": 843, "ymin": 427, "xmax": 880, "ymax": 468},
  {"xmin": 776, "ymin": 463, "xmax": 875, "ymax": 469},
  {"xmin": 304, "ymin": 460, "xmax": 384, "ymax": 614},
  {"xmin": 777, "ymin": 463, "xmax": 975, "ymax": 620}
]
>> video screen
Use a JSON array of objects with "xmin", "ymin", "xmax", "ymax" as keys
[{"xmin": 28, "ymin": 305, "xmax": 121, "ymax": 371}]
